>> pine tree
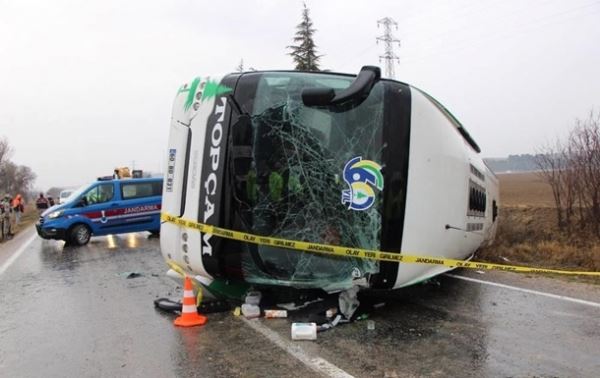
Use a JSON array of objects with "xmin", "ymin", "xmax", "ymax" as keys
[{"xmin": 287, "ymin": 3, "xmax": 321, "ymax": 71}]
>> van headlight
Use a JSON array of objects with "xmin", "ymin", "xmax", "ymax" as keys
[{"xmin": 47, "ymin": 210, "xmax": 63, "ymax": 219}]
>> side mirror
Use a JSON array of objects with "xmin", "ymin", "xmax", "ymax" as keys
[
  {"xmin": 302, "ymin": 66, "xmax": 381, "ymax": 109},
  {"xmin": 301, "ymin": 88, "xmax": 335, "ymax": 107}
]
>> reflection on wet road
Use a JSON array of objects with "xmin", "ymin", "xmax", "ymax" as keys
[{"xmin": 1, "ymin": 228, "xmax": 599, "ymax": 377}]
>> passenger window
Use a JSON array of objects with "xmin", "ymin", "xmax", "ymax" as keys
[
  {"xmin": 83, "ymin": 184, "xmax": 114, "ymax": 205},
  {"xmin": 121, "ymin": 181, "xmax": 162, "ymax": 200},
  {"xmin": 467, "ymin": 180, "xmax": 486, "ymax": 217}
]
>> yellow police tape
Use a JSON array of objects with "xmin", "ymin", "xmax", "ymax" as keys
[{"xmin": 161, "ymin": 212, "xmax": 600, "ymax": 277}]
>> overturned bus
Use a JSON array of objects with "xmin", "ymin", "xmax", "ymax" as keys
[{"xmin": 160, "ymin": 66, "xmax": 498, "ymax": 293}]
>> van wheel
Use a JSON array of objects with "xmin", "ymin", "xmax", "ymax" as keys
[{"xmin": 70, "ymin": 224, "xmax": 91, "ymax": 246}]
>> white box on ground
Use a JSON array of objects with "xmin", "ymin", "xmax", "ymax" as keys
[
  {"xmin": 291, "ymin": 322, "xmax": 317, "ymax": 340},
  {"xmin": 264, "ymin": 309, "xmax": 287, "ymax": 318}
]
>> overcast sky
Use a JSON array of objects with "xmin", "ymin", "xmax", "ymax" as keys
[{"xmin": 1, "ymin": 0, "xmax": 599, "ymax": 189}]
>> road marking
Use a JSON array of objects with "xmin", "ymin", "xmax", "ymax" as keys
[
  {"xmin": 241, "ymin": 317, "xmax": 354, "ymax": 378},
  {"xmin": 446, "ymin": 274, "xmax": 600, "ymax": 309},
  {"xmin": 0, "ymin": 233, "xmax": 37, "ymax": 276}
]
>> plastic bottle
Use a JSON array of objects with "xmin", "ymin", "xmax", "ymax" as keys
[
  {"xmin": 367, "ymin": 320, "xmax": 375, "ymax": 330},
  {"xmin": 241, "ymin": 304, "xmax": 260, "ymax": 319},
  {"xmin": 245, "ymin": 291, "xmax": 262, "ymax": 306}
]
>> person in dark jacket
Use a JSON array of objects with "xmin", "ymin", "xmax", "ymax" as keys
[{"xmin": 36, "ymin": 193, "xmax": 49, "ymax": 213}]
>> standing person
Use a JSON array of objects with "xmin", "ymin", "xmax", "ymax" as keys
[
  {"xmin": 12, "ymin": 194, "xmax": 23, "ymax": 225},
  {"xmin": 48, "ymin": 196, "xmax": 55, "ymax": 207},
  {"xmin": 1, "ymin": 195, "xmax": 13, "ymax": 239},
  {"xmin": 36, "ymin": 193, "xmax": 49, "ymax": 214}
]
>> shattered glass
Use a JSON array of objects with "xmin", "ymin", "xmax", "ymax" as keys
[{"xmin": 233, "ymin": 73, "xmax": 385, "ymax": 291}]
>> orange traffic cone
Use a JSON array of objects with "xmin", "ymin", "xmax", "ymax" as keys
[{"xmin": 174, "ymin": 276, "xmax": 207, "ymax": 327}]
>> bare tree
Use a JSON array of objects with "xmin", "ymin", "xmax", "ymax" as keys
[
  {"xmin": 561, "ymin": 144, "xmax": 577, "ymax": 233},
  {"xmin": 569, "ymin": 112, "xmax": 600, "ymax": 234},
  {"xmin": 13, "ymin": 165, "xmax": 36, "ymax": 195},
  {"xmin": 536, "ymin": 110, "xmax": 600, "ymax": 235},
  {"xmin": 535, "ymin": 141, "xmax": 566, "ymax": 229},
  {"xmin": 0, "ymin": 137, "xmax": 12, "ymax": 168},
  {"xmin": 0, "ymin": 137, "xmax": 37, "ymax": 198}
]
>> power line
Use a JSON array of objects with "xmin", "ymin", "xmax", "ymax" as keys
[{"xmin": 376, "ymin": 17, "xmax": 401, "ymax": 79}]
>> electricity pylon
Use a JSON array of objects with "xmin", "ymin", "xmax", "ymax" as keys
[{"xmin": 376, "ymin": 17, "xmax": 401, "ymax": 79}]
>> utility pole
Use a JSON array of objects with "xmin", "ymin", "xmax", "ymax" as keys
[{"xmin": 376, "ymin": 17, "xmax": 401, "ymax": 79}]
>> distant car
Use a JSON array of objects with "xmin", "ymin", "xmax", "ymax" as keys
[
  {"xmin": 58, "ymin": 189, "xmax": 74, "ymax": 204},
  {"xmin": 36, "ymin": 177, "xmax": 163, "ymax": 246}
]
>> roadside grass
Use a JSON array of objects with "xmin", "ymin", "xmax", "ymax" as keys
[
  {"xmin": 477, "ymin": 173, "xmax": 600, "ymax": 284},
  {"xmin": 478, "ymin": 207, "xmax": 600, "ymax": 269},
  {"xmin": 0, "ymin": 205, "xmax": 39, "ymax": 242},
  {"xmin": 15, "ymin": 205, "xmax": 39, "ymax": 233}
]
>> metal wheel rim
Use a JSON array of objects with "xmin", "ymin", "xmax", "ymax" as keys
[{"xmin": 76, "ymin": 227, "xmax": 90, "ymax": 244}]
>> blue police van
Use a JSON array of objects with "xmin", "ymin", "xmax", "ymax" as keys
[{"xmin": 36, "ymin": 177, "xmax": 163, "ymax": 246}]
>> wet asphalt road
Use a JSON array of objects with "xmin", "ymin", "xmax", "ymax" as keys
[{"xmin": 1, "ymin": 227, "xmax": 599, "ymax": 378}]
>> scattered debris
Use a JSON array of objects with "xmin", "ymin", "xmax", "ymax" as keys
[
  {"xmin": 317, "ymin": 314, "xmax": 347, "ymax": 332},
  {"xmin": 278, "ymin": 298, "xmax": 323, "ymax": 311},
  {"xmin": 116, "ymin": 271, "xmax": 143, "ymax": 279},
  {"xmin": 500, "ymin": 256, "xmax": 511, "ymax": 262},
  {"xmin": 154, "ymin": 298, "xmax": 231, "ymax": 314},
  {"xmin": 339, "ymin": 286, "xmax": 360, "ymax": 319},
  {"xmin": 475, "ymin": 270, "xmax": 486, "ymax": 275},
  {"xmin": 245, "ymin": 291, "xmax": 262, "ymax": 306},
  {"xmin": 155, "ymin": 278, "xmax": 390, "ymax": 337},
  {"xmin": 264, "ymin": 309, "xmax": 287, "ymax": 318},
  {"xmin": 291, "ymin": 322, "xmax": 317, "ymax": 340},
  {"xmin": 154, "ymin": 298, "xmax": 182, "ymax": 313},
  {"xmin": 367, "ymin": 320, "xmax": 375, "ymax": 331},
  {"xmin": 325, "ymin": 307, "xmax": 338, "ymax": 318},
  {"xmin": 241, "ymin": 304, "xmax": 260, "ymax": 319}
]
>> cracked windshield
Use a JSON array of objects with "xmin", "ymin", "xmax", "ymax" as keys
[{"xmin": 234, "ymin": 72, "xmax": 386, "ymax": 290}]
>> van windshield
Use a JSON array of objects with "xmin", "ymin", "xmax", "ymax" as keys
[
  {"xmin": 67, "ymin": 183, "xmax": 92, "ymax": 204},
  {"xmin": 232, "ymin": 72, "xmax": 386, "ymax": 290}
]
